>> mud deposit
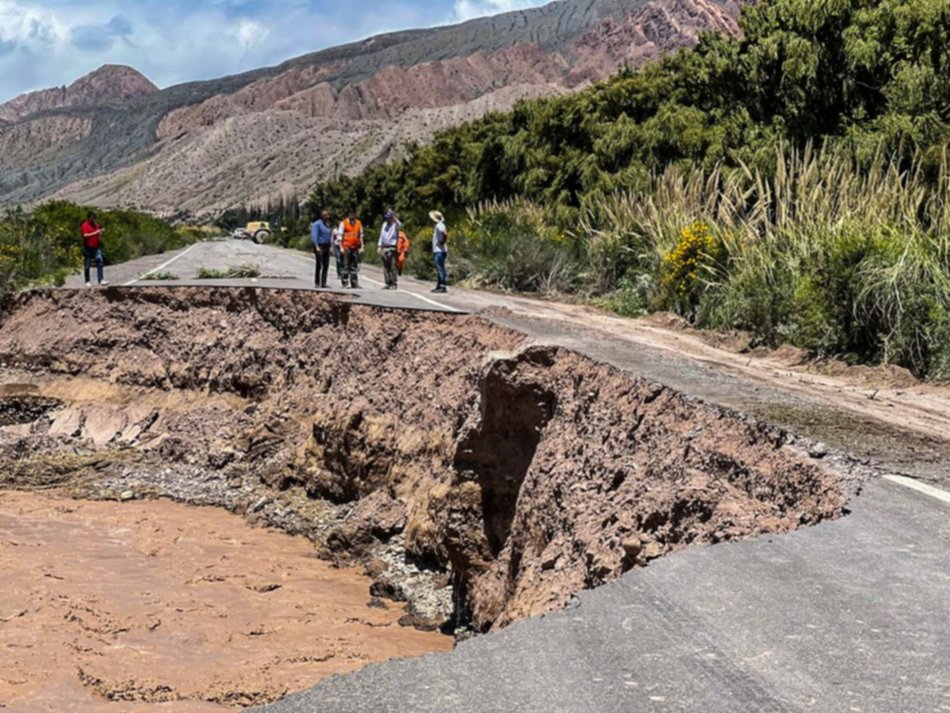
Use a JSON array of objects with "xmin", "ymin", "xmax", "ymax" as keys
[
  {"xmin": 0, "ymin": 287, "xmax": 852, "ymax": 704},
  {"xmin": 0, "ymin": 490, "xmax": 450, "ymax": 711}
]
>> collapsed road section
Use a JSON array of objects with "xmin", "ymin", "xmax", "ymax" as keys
[{"xmin": 0, "ymin": 287, "xmax": 854, "ymax": 702}]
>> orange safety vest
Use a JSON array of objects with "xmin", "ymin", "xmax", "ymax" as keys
[{"xmin": 341, "ymin": 219, "xmax": 363, "ymax": 250}]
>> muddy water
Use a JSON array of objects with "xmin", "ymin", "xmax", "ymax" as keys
[{"xmin": 0, "ymin": 492, "xmax": 451, "ymax": 712}]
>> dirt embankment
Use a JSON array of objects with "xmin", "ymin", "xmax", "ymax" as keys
[{"xmin": 0, "ymin": 288, "xmax": 850, "ymax": 637}]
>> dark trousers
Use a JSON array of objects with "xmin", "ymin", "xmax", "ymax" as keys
[
  {"xmin": 333, "ymin": 245, "xmax": 342, "ymax": 279},
  {"xmin": 83, "ymin": 246, "xmax": 104, "ymax": 284},
  {"xmin": 341, "ymin": 248, "xmax": 361, "ymax": 287},
  {"xmin": 434, "ymin": 251, "xmax": 447, "ymax": 287},
  {"xmin": 380, "ymin": 247, "xmax": 398, "ymax": 287},
  {"xmin": 314, "ymin": 245, "xmax": 331, "ymax": 287}
]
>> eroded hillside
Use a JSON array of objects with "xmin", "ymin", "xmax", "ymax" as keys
[{"xmin": 0, "ymin": 288, "xmax": 849, "ymax": 633}]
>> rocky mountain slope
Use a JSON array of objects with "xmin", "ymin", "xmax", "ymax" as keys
[
  {"xmin": 0, "ymin": 65, "xmax": 157, "ymax": 125},
  {"xmin": 0, "ymin": 0, "xmax": 743, "ymax": 216}
]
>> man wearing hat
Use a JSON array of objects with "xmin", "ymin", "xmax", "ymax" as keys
[
  {"xmin": 429, "ymin": 210, "xmax": 448, "ymax": 293},
  {"xmin": 378, "ymin": 210, "xmax": 402, "ymax": 290}
]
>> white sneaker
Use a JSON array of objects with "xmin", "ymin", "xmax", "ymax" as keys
[
  {"xmin": 85, "ymin": 282, "xmax": 92, "ymax": 288},
  {"xmin": 99, "ymin": 281, "xmax": 110, "ymax": 287}
]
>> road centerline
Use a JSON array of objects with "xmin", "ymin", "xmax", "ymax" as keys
[
  {"xmin": 883, "ymin": 475, "xmax": 950, "ymax": 504},
  {"xmin": 123, "ymin": 243, "xmax": 200, "ymax": 286},
  {"xmin": 285, "ymin": 249, "xmax": 462, "ymax": 313}
]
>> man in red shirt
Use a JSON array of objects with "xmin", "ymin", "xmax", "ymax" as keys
[{"xmin": 81, "ymin": 211, "xmax": 108, "ymax": 287}]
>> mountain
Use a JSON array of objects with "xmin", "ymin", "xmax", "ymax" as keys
[
  {"xmin": 0, "ymin": 65, "xmax": 157, "ymax": 125},
  {"xmin": 0, "ymin": 0, "xmax": 743, "ymax": 217}
]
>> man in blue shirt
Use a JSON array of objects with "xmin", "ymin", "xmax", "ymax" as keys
[{"xmin": 311, "ymin": 210, "xmax": 333, "ymax": 288}]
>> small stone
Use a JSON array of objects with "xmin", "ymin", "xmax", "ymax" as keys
[
  {"xmin": 364, "ymin": 558, "xmax": 390, "ymax": 578},
  {"xmin": 586, "ymin": 551, "xmax": 613, "ymax": 580},
  {"xmin": 119, "ymin": 490, "xmax": 135, "ymax": 502},
  {"xmin": 249, "ymin": 496, "xmax": 270, "ymax": 513},
  {"xmin": 621, "ymin": 537, "xmax": 642, "ymax": 568},
  {"xmin": 641, "ymin": 541, "xmax": 663, "ymax": 562},
  {"xmin": 622, "ymin": 537, "xmax": 642, "ymax": 557},
  {"xmin": 228, "ymin": 477, "xmax": 243, "ymax": 489},
  {"xmin": 808, "ymin": 442, "xmax": 829, "ymax": 459},
  {"xmin": 541, "ymin": 552, "xmax": 559, "ymax": 571},
  {"xmin": 369, "ymin": 579, "xmax": 405, "ymax": 602}
]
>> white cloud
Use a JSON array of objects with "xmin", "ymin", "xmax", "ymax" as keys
[
  {"xmin": 0, "ymin": 0, "xmax": 548, "ymax": 102},
  {"xmin": 234, "ymin": 18, "xmax": 267, "ymax": 49},
  {"xmin": 0, "ymin": 1, "xmax": 68, "ymax": 51},
  {"xmin": 452, "ymin": 0, "xmax": 541, "ymax": 22}
]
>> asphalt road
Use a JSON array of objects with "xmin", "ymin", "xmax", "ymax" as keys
[
  {"xmin": 66, "ymin": 239, "xmax": 491, "ymax": 314},
  {"xmin": 260, "ymin": 479, "xmax": 949, "ymax": 713},
  {"xmin": 65, "ymin": 240, "xmax": 950, "ymax": 712}
]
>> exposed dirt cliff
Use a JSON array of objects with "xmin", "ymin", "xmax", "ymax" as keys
[{"xmin": 0, "ymin": 288, "xmax": 850, "ymax": 634}]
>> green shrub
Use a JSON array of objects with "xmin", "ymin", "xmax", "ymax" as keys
[
  {"xmin": 196, "ymin": 265, "xmax": 261, "ymax": 279},
  {"xmin": 0, "ymin": 201, "xmax": 189, "ymax": 296},
  {"xmin": 446, "ymin": 200, "xmax": 584, "ymax": 294},
  {"xmin": 593, "ymin": 274, "xmax": 653, "ymax": 318}
]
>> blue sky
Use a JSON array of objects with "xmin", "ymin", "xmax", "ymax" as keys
[{"xmin": 0, "ymin": 0, "xmax": 547, "ymax": 101}]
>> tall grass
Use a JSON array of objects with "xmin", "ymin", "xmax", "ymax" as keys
[
  {"xmin": 425, "ymin": 199, "xmax": 584, "ymax": 294},
  {"xmin": 444, "ymin": 145, "xmax": 948, "ymax": 379},
  {"xmin": 580, "ymin": 143, "xmax": 950, "ymax": 378}
]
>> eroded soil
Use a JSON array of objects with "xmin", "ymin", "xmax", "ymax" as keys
[
  {"xmin": 0, "ymin": 287, "xmax": 856, "ymax": 705},
  {"xmin": 0, "ymin": 490, "xmax": 450, "ymax": 712}
]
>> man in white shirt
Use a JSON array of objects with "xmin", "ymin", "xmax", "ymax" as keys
[
  {"xmin": 332, "ymin": 222, "xmax": 344, "ymax": 282},
  {"xmin": 430, "ymin": 210, "xmax": 448, "ymax": 293},
  {"xmin": 378, "ymin": 210, "xmax": 402, "ymax": 290}
]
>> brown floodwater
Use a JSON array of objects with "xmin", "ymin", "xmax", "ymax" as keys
[{"xmin": 0, "ymin": 491, "xmax": 452, "ymax": 712}]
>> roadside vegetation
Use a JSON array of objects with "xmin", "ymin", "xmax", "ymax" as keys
[
  {"xmin": 0, "ymin": 201, "xmax": 186, "ymax": 295},
  {"xmin": 308, "ymin": 0, "xmax": 950, "ymax": 380},
  {"xmin": 196, "ymin": 265, "xmax": 261, "ymax": 280}
]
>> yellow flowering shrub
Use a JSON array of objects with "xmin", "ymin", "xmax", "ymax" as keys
[{"xmin": 660, "ymin": 221, "xmax": 721, "ymax": 314}]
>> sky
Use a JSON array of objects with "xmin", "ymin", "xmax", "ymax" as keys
[{"xmin": 0, "ymin": 0, "xmax": 547, "ymax": 102}]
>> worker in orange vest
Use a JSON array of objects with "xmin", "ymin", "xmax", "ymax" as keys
[
  {"xmin": 338, "ymin": 209, "xmax": 364, "ymax": 289},
  {"xmin": 396, "ymin": 229, "xmax": 410, "ymax": 275}
]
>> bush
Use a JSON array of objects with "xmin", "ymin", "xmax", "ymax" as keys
[
  {"xmin": 456, "ymin": 144, "xmax": 950, "ymax": 380},
  {"xmin": 593, "ymin": 274, "xmax": 653, "ymax": 318},
  {"xmin": 0, "ymin": 201, "xmax": 189, "ymax": 296},
  {"xmin": 658, "ymin": 221, "xmax": 722, "ymax": 318},
  {"xmin": 446, "ymin": 200, "xmax": 584, "ymax": 294}
]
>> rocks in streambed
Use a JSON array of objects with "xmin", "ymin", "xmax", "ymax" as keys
[{"xmin": 327, "ymin": 490, "xmax": 408, "ymax": 555}]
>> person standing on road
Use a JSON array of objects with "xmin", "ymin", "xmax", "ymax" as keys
[
  {"xmin": 378, "ymin": 210, "xmax": 401, "ymax": 290},
  {"xmin": 311, "ymin": 210, "xmax": 333, "ymax": 288},
  {"xmin": 332, "ymin": 220, "xmax": 344, "ymax": 283},
  {"xmin": 81, "ymin": 211, "xmax": 108, "ymax": 287},
  {"xmin": 339, "ymin": 210, "xmax": 364, "ymax": 289},
  {"xmin": 396, "ymin": 228, "xmax": 410, "ymax": 276},
  {"xmin": 430, "ymin": 210, "xmax": 448, "ymax": 293}
]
